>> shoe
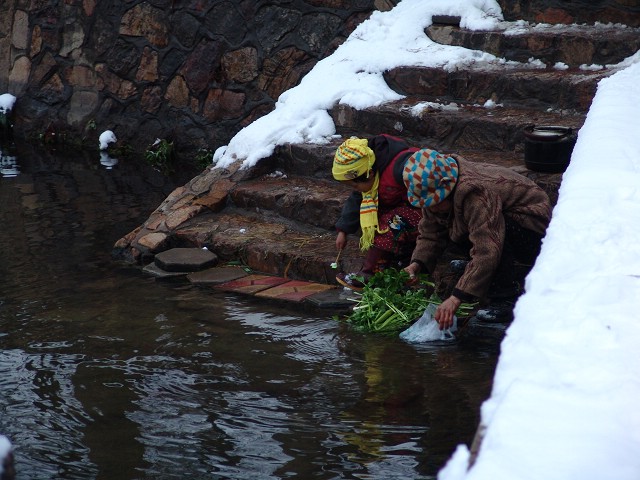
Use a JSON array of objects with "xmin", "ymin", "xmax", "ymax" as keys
[
  {"xmin": 336, "ymin": 272, "xmax": 366, "ymax": 292},
  {"xmin": 335, "ymin": 247, "xmax": 393, "ymax": 292},
  {"xmin": 475, "ymin": 301, "xmax": 515, "ymax": 323},
  {"xmin": 449, "ymin": 259, "xmax": 469, "ymax": 273},
  {"xmin": 362, "ymin": 246, "xmax": 393, "ymax": 276}
]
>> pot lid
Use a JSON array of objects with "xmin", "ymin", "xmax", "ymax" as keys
[{"xmin": 524, "ymin": 125, "xmax": 572, "ymax": 141}]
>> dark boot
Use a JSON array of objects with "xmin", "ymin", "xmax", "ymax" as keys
[
  {"xmin": 482, "ymin": 273, "xmax": 520, "ymax": 323},
  {"xmin": 475, "ymin": 300, "xmax": 516, "ymax": 323},
  {"xmin": 336, "ymin": 246, "xmax": 391, "ymax": 292}
]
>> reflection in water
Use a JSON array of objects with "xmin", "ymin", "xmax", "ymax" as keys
[
  {"xmin": 99, "ymin": 151, "xmax": 118, "ymax": 170},
  {"xmin": 0, "ymin": 145, "xmax": 19, "ymax": 178},
  {"xmin": 0, "ymin": 142, "xmax": 498, "ymax": 479}
]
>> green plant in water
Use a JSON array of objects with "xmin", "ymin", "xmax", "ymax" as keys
[
  {"xmin": 195, "ymin": 148, "xmax": 213, "ymax": 170},
  {"xmin": 111, "ymin": 143, "xmax": 134, "ymax": 158},
  {"xmin": 224, "ymin": 259, "xmax": 253, "ymax": 273},
  {"xmin": 344, "ymin": 268, "xmax": 475, "ymax": 335},
  {"xmin": 145, "ymin": 138, "xmax": 174, "ymax": 174}
]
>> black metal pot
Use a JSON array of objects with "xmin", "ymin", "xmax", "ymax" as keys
[{"xmin": 524, "ymin": 125, "xmax": 576, "ymax": 173}]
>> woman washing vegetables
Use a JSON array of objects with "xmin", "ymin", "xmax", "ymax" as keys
[
  {"xmin": 332, "ymin": 135, "xmax": 422, "ymax": 291},
  {"xmin": 402, "ymin": 149, "xmax": 552, "ymax": 329}
]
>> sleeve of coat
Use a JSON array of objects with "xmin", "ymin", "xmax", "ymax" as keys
[
  {"xmin": 453, "ymin": 188, "xmax": 505, "ymax": 299},
  {"xmin": 410, "ymin": 209, "xmax": 449, "ymax": 273},
  {"xmin": 335, "ymin": 191, "xmax": 362, "ymax": 234}
]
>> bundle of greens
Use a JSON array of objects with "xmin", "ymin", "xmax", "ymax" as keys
[{"xmin": 344, "ymin": 268, "xmax": 475, "ymax": 335}]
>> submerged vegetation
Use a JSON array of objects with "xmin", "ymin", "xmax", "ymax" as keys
[
  {"xmin": 344, "ymin": 269, "xmax": 475, "ymax": 335},
  {"xmin": 195, "ymin": 148, "xmax": 213, "ymax": 170},
  {"xmin": 145, "ymin": 138, "xmax": 175, "ymax": 174}
]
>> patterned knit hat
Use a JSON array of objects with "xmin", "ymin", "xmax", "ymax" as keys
[
  {"xmin": 332, "ymin": 137, "xmax": 375, "ymax": 181},
  {"xmin": 403, "ymin": 149, "xmax": 459, "ymax": 207}
]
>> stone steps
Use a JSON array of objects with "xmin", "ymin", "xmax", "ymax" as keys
[
  {"xmin": 228, "ymin": 174, "xmax": 352, "ymax": 231},
  {"xmin": 331, "ymin": 99, "xmax": 585, "ymax": 154},
  {"xmin": 170, "ymin": 207, "xmax": 365, "ymax": 283},
  {"xmin": 384, "ymin": 64, "xmax": 607, "ymax": 113},
  {"xmin": 496, "ymin": 0, "xmax": 640, "ymax": 27},
  {"xmin": 426, "ymin": 22, "xmax": 640, "ymax": 67}
]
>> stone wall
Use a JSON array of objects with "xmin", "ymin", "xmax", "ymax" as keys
[{"xmin": 0, "ymin": 0, "xmax": 396, "ymax": 161}]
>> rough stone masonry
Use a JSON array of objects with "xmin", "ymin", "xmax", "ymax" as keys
[{"xmin": 0, "ymin": 0, "xmax": 400, "ymax": 160}]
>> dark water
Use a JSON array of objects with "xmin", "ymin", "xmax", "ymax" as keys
[{"xmin": 0, "ymin": 141, "xmax": 498, "ymax": 479}]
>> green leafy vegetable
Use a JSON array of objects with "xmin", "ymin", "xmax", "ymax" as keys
[{"xmin": 344, "ymin": 268, "xmax": 475, "ymax": 335}]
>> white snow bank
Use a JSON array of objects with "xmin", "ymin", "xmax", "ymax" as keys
[{"xmin": 440, "ymin": 54, "xmax": 640, "ymax": 480}]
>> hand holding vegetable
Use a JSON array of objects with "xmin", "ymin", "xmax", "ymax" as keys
[
  {"xmin": 435, "ymin": 295, "xmax": 461, "ymax": 330},
  {"xmin": 403, "ymin": 262, "xmax": 421, "ymax": 285},
  {"xmin": 336, "ymin": 231, "xmax": 348, "ymax": 251}
]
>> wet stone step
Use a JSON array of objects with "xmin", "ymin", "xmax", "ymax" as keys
[
  {"xmin": 331, "ymin": 99, "xmax": 585, "ymax": 155},
  {"xmin": 145, "ymin": 260, "xmax": 355, "ymax": 311},
  {"xmin": 208, "ymin": 272, "xmax": 355, "ymax": 311},
  {"xmin": 426, "ymin": 23, "xmax": 640, "ymax": 67},
  {"xmin": 229, "ymin": 174, "xmax": 352, "ymax": 231},
  {"xmin": 172, "ymin": 210, "xmax": 364, "ymax": 284},
  {"xmin": 187, "ymin": 265, "xmax": 249, "ymax": 284},
  {"xmin": 384, "ymin": 64, "xmax": 606, "ymax": 113},
  {"xmin": 154, "ymin": 247, "xmax": 218, "ymax": 272}
]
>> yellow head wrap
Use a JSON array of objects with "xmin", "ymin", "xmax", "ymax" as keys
[
  {"xmin": 332, "ymin": 138, "xmax": 375, "ymax": 181},
  {"xmin": 332, "ymin": 138, "xmax": 388, "ymax": 251}
]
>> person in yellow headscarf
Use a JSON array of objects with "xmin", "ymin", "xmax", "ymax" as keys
[{"xmin": 332, "ymin": 134, "xmax": 422, "ymax": 291}]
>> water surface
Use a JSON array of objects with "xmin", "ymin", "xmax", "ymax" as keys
[{"xmin": 0, "ymin": 142, "xmax": 498, "ymax": 479}]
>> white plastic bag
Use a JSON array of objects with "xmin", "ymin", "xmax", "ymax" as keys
[{"xmin": 399, "ymin": 304, "xmax": 457, "ymax": 343}]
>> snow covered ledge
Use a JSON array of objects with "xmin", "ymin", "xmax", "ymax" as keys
[{"xmin": 440, "ymin": 55, "xmax": 640, "ymax": 480}]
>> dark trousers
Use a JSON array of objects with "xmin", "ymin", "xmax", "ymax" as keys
[{"xmin": 490, "ymin": 219, "xmax": 545, "ymax": 299}]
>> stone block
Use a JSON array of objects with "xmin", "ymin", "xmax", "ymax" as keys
[
  {"xmin": 203, "ymin": 89, "xmax": 245, "ymax": 121},
  {"xmin": 136, "ymin": 47, "xmax": 159, "ymax": 82},
  {"xmin": 186, "ymin": 266, "xmax": 248, "ymax": 284},
  {"xmin": 8, "ymin": 56, "xmax": 30, "ymax": 95},
  {"xmin": 181, "ymin": 40, "xmax": 224, "ymax": 95},
  {"xmin": 305, "ymin": 288, "xmax": 357, "ymax": 310},
  {"xmin": 137, "ymin": 231, "xmax": 168, "ymax": 251},
  {"xmin": 215, "ymin": 274, "xmax": 289, "ymax": 295},
  {"xmin": 141, "ymin": 86, "xmax": 162, "ymax": 113},
  {"xmin": 143, "ymin": 262, "xmax": 188, "ymax": 278},
  {"xmin": 165, "ymin": 75, "xmax": 190, "ymax": 108},
  {"xmin": 255, "ymin": 280, "xmax": 335, "ymax": 302},
  {"xmin": 67, "ymin": 90, "xmax": 99, "ymax": 126},
  {"xmin": 120, "ymin": 3, "xmax": 168, "ymax": 48},
  {"xmin": 11, "ymin": 10, "xmax": 29, "ymax": 50},
  {"xmin": 192, "ymin": 180, "xmax": 234, "ymax": 212},
  {"xmin": 154, "ymin": 247, "xmax": 218, "ymax": 272},
  {"xmin": 60, "ymin": 22, "xmax": 85, "ymax": 57},
  {"xmin": 222, "ymin": 47, "xmax": 258, "ymax": 83},
  {"xmin": 165, "ymin": 204, "xmax": 203, "ymax": 230}
]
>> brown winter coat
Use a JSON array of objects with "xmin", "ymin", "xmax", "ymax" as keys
[{"xmin": 410, "ymin": 157, "xmax": 552, "ymax": 300}]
